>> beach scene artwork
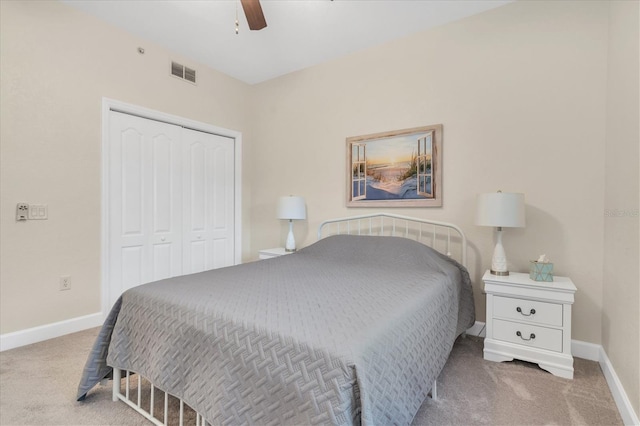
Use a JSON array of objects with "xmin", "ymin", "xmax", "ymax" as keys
[{"xmin": 347, "ymin": 125, "xmax": 442, "ymax": 207}]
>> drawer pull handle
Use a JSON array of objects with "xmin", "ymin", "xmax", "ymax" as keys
[
  {"xmin": 516, "ymin": 331, "xmax": 536, "ymax": 341},
  {"xmin": 516, "ymin": 307, "xmax": 536, "ymax": 316}
]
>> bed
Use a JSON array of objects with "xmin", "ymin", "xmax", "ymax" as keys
[{"xmin": 78, "ymin": 213, "xmax": 475, "ymax": 426}]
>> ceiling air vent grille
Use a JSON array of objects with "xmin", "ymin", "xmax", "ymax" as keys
[{"xmin": 170, "ymin": 61, "xmax": 197, "ymax": 84}]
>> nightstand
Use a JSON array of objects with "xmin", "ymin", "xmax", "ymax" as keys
[
  {"xmin": 482, "ymin": 270, "xmax": 577, "ymax": 379},
  {"xmin": 258, "ymin": 247, "xmax": 292, "ymax": 260}
]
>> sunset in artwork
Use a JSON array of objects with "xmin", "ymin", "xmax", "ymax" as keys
[{"xmin": 351, "ymin": 131, "xmax": 433, "ymax": 201}]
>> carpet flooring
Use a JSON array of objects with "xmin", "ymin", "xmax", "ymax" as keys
[
  {"xmin": 0, "ymin": 328, "xmax": 623, "ymax": 425},
  {"xmin": 410, "ymin": 335, "xmax": 623, "ymax": 425}
]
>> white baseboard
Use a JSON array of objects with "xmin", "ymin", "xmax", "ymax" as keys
[
  {"xmin": 598, "ymin": 346, "xmax": 640, "ymax": 426},
  {"xmin": 466, "ymin": 321, "xmax": 486, "ymax": 337},
  {"xmin": 0, "ymin": 312, "xmax": 103, "ymax": 352},
  {"xmin": 467, "ymin": 321, "xmax": 638, "ymax": 425},
  {"xmin": 571, "ymin": 339, "xmax": 601, "ymax": 361}
]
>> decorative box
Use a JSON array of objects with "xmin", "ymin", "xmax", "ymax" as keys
[{"xmin": 530, "ymin": 261, "xmax": 553, "ymax": 282}]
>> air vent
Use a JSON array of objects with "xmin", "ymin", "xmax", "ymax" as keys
[{"xmin": 170, "ymin": 61, "xmax": 197, "ymax": 84}]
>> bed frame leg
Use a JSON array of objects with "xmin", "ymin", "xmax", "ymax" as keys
[
  {"xmin": 431, "ymin": 380, "xmax": 438, "ymax": 401},
  {"xmin": 112, "ymin": 367, "xmax": 121, "ymax": 402}
]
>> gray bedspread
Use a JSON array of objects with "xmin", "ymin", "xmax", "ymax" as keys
[{"xmin": 78, "ymin": 235, "xmax": 474, "ymax": 425}]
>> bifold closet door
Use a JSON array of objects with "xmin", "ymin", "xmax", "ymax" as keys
[
  {"xmin": 108, "ymin": 111, "xmax": 236, "ymax": 308},
  {"xmin": 108, "ymin": 111, "xmax": 183, "ymax": 307},
  {"xmin": 182, "ymin": 128, "xmax": 235, "ymax": 274}
]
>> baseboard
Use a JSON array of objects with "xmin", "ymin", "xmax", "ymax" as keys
[
  {"xmin": 570, "ymin": 339, "xmax": 638, "ymax": 424},
  {"xmin": 467, "ymin": 321, "xmax": 638, "ymax": 425},
  {"xmin": 466, "ymin": 321, "xmax": 486, "ymax": 337},
  {"xmin": 598, "ymin": 346, "xmax": 640, "ymax": 426},
  {"xmin": 571, "ymin": 339, "xmax": 601, "ymax": 361},
  {"xmin": 0, "ymin": 312, "xmax": 103, "ymax": 352}
]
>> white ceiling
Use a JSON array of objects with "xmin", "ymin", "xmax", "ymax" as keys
[{"xmin": 62, "ymin": 0, "xmax": 512, "ymax": 85}]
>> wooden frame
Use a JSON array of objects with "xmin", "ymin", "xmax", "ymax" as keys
[{"xmin": 346, "ymin": 125, "xmax": 442, "ymax": 207}]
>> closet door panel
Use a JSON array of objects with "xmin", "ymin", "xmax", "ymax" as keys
[
  {"xmin": 121, "ymin": 246, "xmax": 144, "ymax": 292},
  {"xmin": 183, "ymin": 128, "xmax": 235, "ymax": 274},
  {"xmin": 108, "ymin": 110, "xmax": 236, "ymax": 309},
  {"xmin": 190, "ymin": 241, "xmax": 207, "ymax": 274},
  {"xmin": 152, "ymin": 243, "xmax": 173, "ymax": 281},
  {"xmin": 149, "ymin": 131, "xmax": 182, "ymax": 281},
  {"xmin": 109, "ymin": 111, "xmax": 182, "ymax": 308},
  {"xmin": 152, "ymin": 135, "xmax": 173, "ymax": 233},
  {"xmin": 210, "ymin": 144, "xmax": 235, "ymax": 269},
  {"xmin": 121, "ymin": 129, "xmax": 144, "ymax": 236}
]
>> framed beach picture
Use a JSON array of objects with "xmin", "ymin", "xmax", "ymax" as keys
[{"xmin": 346, "ymin": 125, "xmax": 442, "ymax": 207}]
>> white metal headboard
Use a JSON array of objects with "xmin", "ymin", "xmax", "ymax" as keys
[{"xmin": 318, "ymin": 213, "xmax": 467, "ymax": 267}]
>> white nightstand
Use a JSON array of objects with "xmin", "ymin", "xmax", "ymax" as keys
[
  {"xmin": 258, "ymin": 247, "xmax": 293, "ymax": 260},
  {"xmin": 482, "ymin": 270, "xmax": 577, "ymax": 379}
]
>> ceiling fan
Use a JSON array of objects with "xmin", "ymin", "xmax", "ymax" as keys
[{"xmin": 240, "ymin": 0, "xmax": 267, "ymax": 31}]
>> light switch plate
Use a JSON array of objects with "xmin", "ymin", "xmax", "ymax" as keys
[{"xmin": 28, "ymin": 204, "xmax": 48, "ymax": 220}]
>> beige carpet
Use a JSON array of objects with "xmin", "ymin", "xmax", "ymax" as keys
[
  {"xmin": 0, "ymin": 328, "xmax": 623, "ymax": 425},
  {"xmin": 410, "ymin": 335, "xmax": 623, "ymax": 425}
]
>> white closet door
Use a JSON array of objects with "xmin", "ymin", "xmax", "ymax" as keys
[
  {"xmin": 109, "ymin": 111, "xmax": 182, "ymax": 307},
  {"xmin": 182, "ymin": 128, "xmax": 235, "ymax": 274}
]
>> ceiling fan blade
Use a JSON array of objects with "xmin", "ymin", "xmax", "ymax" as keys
[{"xmin": 240, "ymin": 0, "xmax": 267, "ymax": 31}]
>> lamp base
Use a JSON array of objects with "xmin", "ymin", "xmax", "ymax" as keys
[
  {"xmin": 489, "ymin": 228, "xmax": 509, "ymax": 276},
  {"xmin": 284, "ymin": 220, "xmax": 297, "ymax": 252}
]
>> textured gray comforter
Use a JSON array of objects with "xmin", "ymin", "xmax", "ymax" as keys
[{"xmin": 78, "ymin": 235, "xmax": 474, "ymax": 425}]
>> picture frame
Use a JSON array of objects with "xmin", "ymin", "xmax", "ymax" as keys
[{"xmin": 346, "ymin": 124, "xmax": 442, "ymax": 207}]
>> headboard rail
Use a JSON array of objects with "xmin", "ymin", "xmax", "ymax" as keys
[{"xmin": 318, "ymin": 213, "xmax": 467, "ymax": 267}]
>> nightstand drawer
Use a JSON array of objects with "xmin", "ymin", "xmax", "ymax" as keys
[
  {"xmin": 493, "ymin": 319, "xmax": 563, "ymax": 352},
  {"xmin": 494, "ymin": 296, "xmax": 563, "ymax": 327}
]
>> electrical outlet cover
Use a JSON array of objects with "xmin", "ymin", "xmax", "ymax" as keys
[
  {"xmin": 16, "ymin": 203, "xmax": 29, "ymax": 221},
  {"xmin": 60, "ymin": 275, "xmax": 71, "ymax": 291}
]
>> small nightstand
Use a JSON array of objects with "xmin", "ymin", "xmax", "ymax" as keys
[
  {"xmin": 482, "ymin": 270, "xmax": 577, "ymax": 379},
  {"xmin": 258, "ymin": 247, "xmax": 293, "ymax": 260}
]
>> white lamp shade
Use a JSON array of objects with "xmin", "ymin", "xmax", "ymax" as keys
[
  {"xmin": 476, "ymin": 192, "xmax": 525, "ymax": 228},
  {"xmin": 277, "ymin": 196, "xmax": 306, "ymax": 220}
]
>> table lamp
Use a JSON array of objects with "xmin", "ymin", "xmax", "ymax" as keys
[
  {"xmin": 277, "ymin": 196, "xmax": 306, "ymax": 252},
  {"xmin": 476, "ymin": 191, "xmax": 525, "ymax": 276}
]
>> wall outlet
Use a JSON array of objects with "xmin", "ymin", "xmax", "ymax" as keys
[{"xmin": 60, "ymin": 275, "xmax": 71, "ymax": 291}]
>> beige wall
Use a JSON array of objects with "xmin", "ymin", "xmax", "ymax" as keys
[
  {"xmin": 250, "ymin": 0, "xmax": 609, "ymax": 345},
  {"xmin": 1, "ymin": 0, "xmax": 638, "ymax": 416},
  {"xmin": 603, "ymin": 1, "xmax": 640, "ymax": 414},
  {"xmin": 0, "ymin": 0, "xmax": 252, "ymax": 333}
]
